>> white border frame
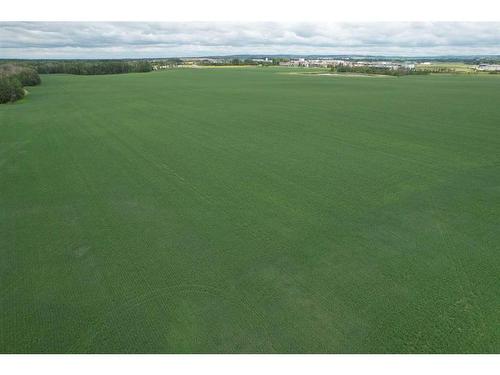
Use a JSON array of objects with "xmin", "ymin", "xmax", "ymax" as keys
[
  {"xmin": 2, "ymin": 0, "xmax": 500, "ymax": 21},
  {"xmin": 1, "ymin": 0, "xmax": 500, "ymax": 372}
]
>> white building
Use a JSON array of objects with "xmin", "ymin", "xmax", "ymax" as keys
[{"xmin": 476, "ymin": 64, "xmax": 500, "ymax": 71}]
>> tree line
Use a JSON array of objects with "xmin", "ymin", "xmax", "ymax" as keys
[
  {"xmin": 30, "ymin": 60, "xmax": 153, "ymax": 75},
  {"xmin": 0, "ymin": 64, "xmax": 41, "ymax": 104},
  {"xmin": 194, "ymin": 58, "xmax": 285, "ymax": 66},
  {"xmin": 0, "ymin": 60, "xmax": 153, "ymax": 104},
  {"xmin": 331, "ymin": 65, "xmax": 430, "ymax": 76}
]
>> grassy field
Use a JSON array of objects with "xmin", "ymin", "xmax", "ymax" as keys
[{"xmin": 1, "ymin": 68, "xmax": 499, "ymax": 353}]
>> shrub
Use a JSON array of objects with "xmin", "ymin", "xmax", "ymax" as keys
[
  {"xmin": 15, "ymin": 68, "xmax": 41, "ymax": 86},
  {"xmin": 0, "ymin": 64, "xmax": 41, "ymax": 104},
  {"xmin": 0, "ymin": 77, "xmax": 25, "ymax": 104}
]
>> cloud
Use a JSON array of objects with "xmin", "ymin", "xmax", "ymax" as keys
[{"xmin": 1, "ymin": 22, "xmax": 500, "ymax": 58}]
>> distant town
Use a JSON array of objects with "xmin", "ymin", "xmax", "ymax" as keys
[
  {"xmin": 152, "ymin": 57, "xmax": 416, "ymax": 70},
  {"xmin": 150, "ymin": 56, "xmax": 500, "ymax": 72}
]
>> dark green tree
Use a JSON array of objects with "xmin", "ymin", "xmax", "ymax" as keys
[{"xmin": 0, "ymin": 77, "xmax": 25, "ymax": 104}]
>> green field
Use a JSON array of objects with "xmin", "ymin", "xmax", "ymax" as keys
[{"xmin": 1, "ymin": 68, "xmax": 499, "ymax": 353}]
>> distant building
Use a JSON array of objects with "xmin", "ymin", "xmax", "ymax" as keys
[
  {"xmin": 277, "ymin": 58, "xmax": 414, "ymax": 70},
  {"xmin": 476, "ymin": 64, "xmax": 500, "ymax": 71},
  {"xmin": 402, "ymin": 62, "xmax": 416, "ymax": 70},
  {"xmin": 152, "ymin": 64, "xmax": 173, "ymax": 70}
]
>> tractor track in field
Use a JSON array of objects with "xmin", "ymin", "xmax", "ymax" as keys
[{"xmin": 70, "ymin": 283, "xmax": 277, "ymax": 353}]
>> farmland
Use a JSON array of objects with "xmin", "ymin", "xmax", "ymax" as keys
[{"xmin": 1, "ymin": 68, "xmax": 499, "ymax": 353}]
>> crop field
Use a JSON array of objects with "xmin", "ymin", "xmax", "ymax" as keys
[{"xmin": 1, "ymin": 68, "xmax": 499, "ymax": 353}]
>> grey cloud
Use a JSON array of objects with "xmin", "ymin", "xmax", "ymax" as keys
[{"xmin": 1, "ymin": 22, "xmax": 500, "ymax": 58}]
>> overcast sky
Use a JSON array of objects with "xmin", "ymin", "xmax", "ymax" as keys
[{"xmin": 1, "ymin": 22, "xmax": 500, "ymax": 58}]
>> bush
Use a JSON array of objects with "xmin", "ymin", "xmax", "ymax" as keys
[
  {"xmin": 0, "ymin": 77, "xmax": 25, "ymax": 104},
  {"xmin": 15, "ymin": 68, "xmax": 41, "ymax": 86},
  {"xmin": 0, "ymin": 64, "xmax": 41, "ymax": 104}
]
